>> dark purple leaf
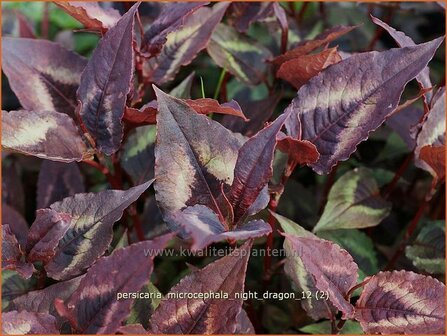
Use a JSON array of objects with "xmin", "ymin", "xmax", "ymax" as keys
[
  {"xmin": 9, "ymin": 276, "xmax": 83, "ymax": 327},
  {"xmin": 26, "ymin": 180, "xmax": 153, "ymax": 280},
  {"xmin": 55, "ymin": 234, "xmax": 173, "ymax": 334},
  {"xmin": 2, "ymin": 225, "xmax": 35, "ymax": 279},
  {"xmin": 37, "ymin": 161, "xmax": 85, "ymax": 209},
  {"xmin": 142, "ymin": 2, "xmax": 208, "ymax": 57},
  {"xmin": 77, "ymin": 3, "xmax": 139, "ymax": 155},
  {"xmin": 2, "ymin": 203, "xmax": 28, "ymax": 246},
  {"xmin": 282, "ymin": 233, "xmax": 359, "ymax": 318},
  {"xmin": 285, "ymin": 37, "xmax": 444, "ymax": 174},
  {"xmin": 2, "ymin": 37, "xmax": 87, "ymax": 118},
  {"xmin": 371, "ymin": 15, "xmax": 432, "ymax": 100},
  {"xmin": 277, "ymin": 47, "xmax": 342, "ymax": 89},
  {"xmin": 386, "ymin": 106, "xmax": 423, "ymax": 149},
  {"xmin": 168, "ymin": 205, "xmax": 271, "ymax": 250},
  {"xmin": 143, "ymin": 3, "xmax": 228, "ymax": 85},
  {"xmin": 55, "ymin": 1, "xmax": 121, "ymax": 32},
  {"xmin": 228, "ymin": 112, "xmax": 288, "ymax": 223},
  {"xmin": 2, "ymin": 270, "xmax": 37, "ymax": 309},
  {"xmin": 207, "ymin": 23, "xmax": 273, "ymax": 85},
  {"xmin": 2, "ymin": 110, "xmax": 92, "ymax": 162},
  {"xmin": 117, "ymin": 324, "xmax": 148, "ymax": 334},
  {"xmin": 2, "ymin": 159, "xmax": 25, "ymax": 214},
  {"xmin": 229, "ymin": 2, "xmax": 274, "ymax": 32},
  {"xmin": 153, "ymin": 87, "xmax": 241, "ymax": 228},
  {"xmin": 271, "ymin": 25, "xmax": 357, "ymax": 65},
  {"xmin": 235, "ymin": 309, "xmax": 255, "ymax": 334},
  {"xmin": 355, "ymin": 271, "xmax": 445, "ymax": 334},
  {"xmin": 220, "ymin": 93, "xmax": 281, "ymax": 136},
  {"xmin": 149, "ymin": 240, "xmax": 252, "ymax": 334},
  {"xmin": 2, "ymin": 310, "xmax": 59, "ymax": 334}
]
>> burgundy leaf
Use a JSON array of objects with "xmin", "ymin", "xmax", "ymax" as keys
[
  {"xmin": 2, "ymin": 159, "xmax": 25, "ymax": 214},
  {"xmin": 220, "ymin": 93, "xmax": 281, "ymax": 136},
  {"xmin": 355, "ymin": 271, "xmax": 445, "ymax": 334},
  {"xmin": 229, "ymin": 112, "xmax": 288, "ymax": 223},
  {"xmin": 124, "ymin": 97, "xmax": 246, "ymax": 126},
  {"xmin": 2, "ymin": 310, "xmax": 59, "ymax": 334},
  {"xmin": 277, "ymin": 47, "xmax": 342, "ymax": 89},
  {"xmin": 2, "ymin": 110, "xmax": 92, "ymax": 162},
  {"xmin": 143, "ymin": 3, "xmax": 228, "ymax": 85},
  {"xmin": 271, "ymin": 25, "xmax": 357, "ymax": 65},
  {"xmin": 282, "ymin": 233, "xmax": 359, "ymax": 318},
  {"xmin": 285, "ymin": 37, "xmax": 444, "ymax": 174},
  {"xmin": 419, "ymin": 145, "xmax": 445, "ymax": 182},
  {"xmin": 235, "ymin": 309, "xmax": 255, "ymax": 334},
  {"xmin": 55, "ymin": 234, "xmax": 173, "ymax": 334},
  {"xmin": 117, "ymin": 324, "xmax": 148, "ymax": 334},
  {"xmin": 9, "ymin": 276, "xmax": 83, "ymax": 326},
  {"xmin": 168, "ymin": 205, "xmax": 271, "ymax": 250},
  {"xmin": 153, "ymin": 87, "xmax": 241, "ymax": 228},
  {"xmin": 142, "ymin": 2, "xmax": 208, "ymax": 56},
  {"xmin": 2, "ymin": 203, "xmax": 28, "ymax": 246},
  {"xmin": 78, "ymin": 3, "xmax": 139, "ymax": 155},
  {"xmin": 2, "ymin": 37, "xmax": 87, "ymax": 118},
  {"xmin": 2, "ymin": 225, "xmax": 35, "ymax": 279},
  {"xmin": 149, "ymin": 240, "xmax": 252, "ymax": 334},
  {"xmin": 386, "ymin": 106, "xmax": 423, "ymax": 150},
  {"xmin": 37, "ymin": 161, "xmax": 85, "ymax": 209},
  {"xmin": 55, "ymin": 1, "xmax": 121, "ymax": 32},
  {"xmin": 371, "ymin": 15, "xmax": 432, "ymax": 100},
  {"xmin": 415, "ymin": 89, "xmax": 445, "ymax": 180},
  {"xmin": 277, "ymin": 133, "xmax": 320, "ymax": 165},
  {"xmin": 27, "ymin": 180, "xmax": 153, "ymax": 281}
]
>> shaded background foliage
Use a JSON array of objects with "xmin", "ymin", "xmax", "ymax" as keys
[{"xmin": 1, "ymin": 1, "xmax": 445, "ymax": 335}]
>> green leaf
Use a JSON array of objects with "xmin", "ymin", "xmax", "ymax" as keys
[
  {"xmin": 313, "ymin": 168, "xmax": 391, "ymax": 232},
  {"xmin": 317, "ymin": 229, "xmax": 379, "ymax": 281},
  {"xmin": 406, "ymin": 220, "xmax": 445, "ymax": 274},
  {"xmin": 299, "ymin": 320, "xmax": 363, "ymax": 334},
  {"xmin": 126, "ymin": 282, "xmax": 163, "ymax": 329},
  {"xmin": 207, "ymin": 23, "xmax": 272, "ymax": 85}
]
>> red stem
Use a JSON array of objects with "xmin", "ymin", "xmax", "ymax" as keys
[{"xmin": 383, "ymin": 152, "xmax": 414, "ymax": 199}]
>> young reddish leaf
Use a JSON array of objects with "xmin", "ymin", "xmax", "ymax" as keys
[
  {"xmin": 419, "ymin": 145, "xmax": 445, "ymax": 182},
  {"xmin": 124, "ymin": 97, "xmax": 247, "ymax": 126},
  {"xmin": 77, "ymin": 3, "xmax": 139, "ymax": 155},
  {"xmin": 285, "ymin": 37, "xmax": 444, "ymax": 174},
  {"xmin": 2, "ymin": 38, "xmax": 87, "ymax": 118},
  {"xmin": 149, "ymin": 240, "xmax": 252, "ymax": 334},
  {"xmin": 2, "ymin": 225, "xmax": 35, "ymax": 279},
  {"xmin": 220, "ymin": 93, "xmax": 281, "ymax": 136},
  {"xmin": 277, "ymin": 47, "xmax": 342, "ymax": 89},
  {"xmin": 355, "ymin": 271, "xmax": 445, "ymax": 334},
  {"xmin": 37, "ymin": 161, "xmax": 85, "ymax": 209},
  {"xmin": 277, "ymin": 133, "xmax": 320, "ymax": 165},
  {"xmin": 55, "ymin": 234, "xmax": 173, "ymax": 334},
  {"xmin": 117, "ymin": 324, "xmax": 148, "ymax": 334},
  {"xmin": 55, "ymin": 1, "xmax": 121, "ymax": 32},
  {"xmin": 415, "ymin": 89, "xmax": 445, "ymax": 181},
  {"xmin": 405, "ymin": 220, "xmax": 445, "ymax": 274},
  {"xmin": 2, "ymin": 203, "xmax": 29, "ymax": 246},
  {"xmin": 9, "ymin": 276, "xmax": 83, "ymax": 326},
  {"xmin": 153, "ymin": 87, "xmax": 241, "ymax": 226},
  {"xmin": 2, "ymin": 110, "xmax": 92, "ymax": 162},
  {"xmin": 271, "ymin": 25, "xmax": 357, "ymax": 65},
  {"xmin": 143, "ymin": 3, "xmax": 228, "ymax": 85},
  {"xmin": 314, "ymin": 168, "xmax": 391, "ymax": 232},
  {"xmin": 282, "ymin": 233, "xmax": 359, "ymax": 319},
  {"xmin": 2, "ymin": 310, "xmax": 59, "ymax": 334},
  {"xmin": 142, "ymin": 2, "xmax": 208, "ymax": 57},
  {"xmin": 207, "ymin": 23, "xmax": 273, "ymax": 85},
  {"xmin": 27, "ymin": 180, "xmax": 153, "ymax": 280},
  {"xmin": 168, "ymin": 205, "xmax": 271, "ymax": 250},
  {"xmin": 371, "ymin": 15, "xmax": 432, "ymax": 99},
  {"xmin": 229, "ymin": 112, "xmax": 288, "ymax": 223},
  {"xmin": 184, "ymin": 98, "xmax": 248, "ymax": 120}
]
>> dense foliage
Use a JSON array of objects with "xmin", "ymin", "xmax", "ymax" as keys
[{"xmin": 1, "ymin": 2, "xmax": 446, "ymax": 335}]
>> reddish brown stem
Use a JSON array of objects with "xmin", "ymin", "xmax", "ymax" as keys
[{"xmin": 383, "ymin": 152, "xmax": 414, "ymax": 199}]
